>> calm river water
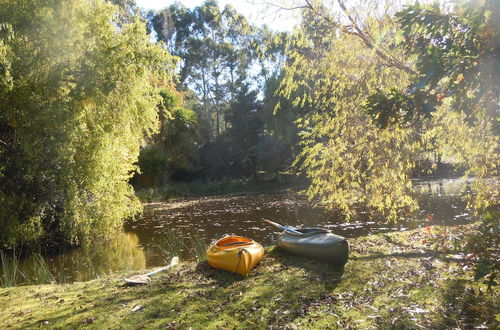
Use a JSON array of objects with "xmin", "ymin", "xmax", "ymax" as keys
[{"xmin": 8, "ymin": 178, "xmax": 480, "ymax": 284}]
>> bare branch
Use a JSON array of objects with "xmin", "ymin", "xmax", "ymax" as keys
[
  {"xmin": 261, "ymin": 0, "xmax": 312, "ymax": 11},
  {"xmin": 265, "ymin": 0, "xmax": 417, "ymax": 75}
]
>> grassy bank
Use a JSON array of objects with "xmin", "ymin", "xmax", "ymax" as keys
[{"xmin": 1, "ymin": 224, "xmax": 498, "ymax": 329}]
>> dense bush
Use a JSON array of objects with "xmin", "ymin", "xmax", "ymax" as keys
[{"xmin": 0, "ymin": 0, "xmax": 174, "ymax": 247}]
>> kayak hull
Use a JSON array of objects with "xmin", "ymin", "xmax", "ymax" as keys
[
  {"xmin": 277, "ymin": 228, "xmax": 349, "ymax": 265},
  {"xmin": 206, "ymin": 235, "xmax": 264, "ymax": 276}
]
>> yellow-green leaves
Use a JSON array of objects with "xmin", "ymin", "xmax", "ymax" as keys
[
  {"xmin": 0, "ymin": 0, "xmax": 175, "ymax": 246},
  {"xmin": 0, "ymin": 23, "xmax": 13, "ymax": 91},
  {"xmin": 282, "ymin": 9, "xmax": 417, "ymax": 222},
  {"xmin": 279, "ymin": 1, "xmax": 498, "ymax": 223}
]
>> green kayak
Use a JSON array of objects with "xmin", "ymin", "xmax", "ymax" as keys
[{"xmin": 277, "ymin": 228, "xmax": 349, "ymax": 265}]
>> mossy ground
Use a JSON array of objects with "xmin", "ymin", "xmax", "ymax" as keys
[{"xmin": 1, "ymin": 224, "xmax": 498, "ymax": 329}]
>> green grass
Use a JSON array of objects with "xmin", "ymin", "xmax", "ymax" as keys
[
  {"xmin": 0, "ymin": 249, "xmax": 28, "ymax": 287},
  {"xmin": 154, "ymin": 227, "xmax": 185, "ymax": 260},
  {"xmin": 30, "ymin": 253, "xmax": 56, "ymax": 285},
  {"xmin": 1, "ymin": 250, "xmax": 59, "ymax": 287},
  {"xmin": 0, "ymin": 224, "xmax": 498, "ymax": 329},
  {"xmin": 153, "ymin": 227, "xmax": 207, "ymax": 262}
]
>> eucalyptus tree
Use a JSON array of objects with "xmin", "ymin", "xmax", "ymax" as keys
[
  {"xmin": 153, "ymin": 1, "xmax": 254, "ymax": 139},
  {"xmin": 0, "ymin": 0, "xmax": 175, "ymax": 247},
  {"xmin": 252, "ymin": 27, "xmax": 289, "ymax": 86}
]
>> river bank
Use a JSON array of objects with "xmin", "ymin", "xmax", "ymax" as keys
[
  {"xmin": 134, "ymin": 175, "xmax": 308, "ymax": 202},
  {"xmin": 1, "ymin": 223, "xmax": 497, "ymax": 329},
  {"xmin": 1, "ymin": 178, "xmax": 476, "ymax": 286}
]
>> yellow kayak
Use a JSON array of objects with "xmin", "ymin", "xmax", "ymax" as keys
[{"xmin": 206, "ymin": 235, "xmax": 264, "ymax": 276}]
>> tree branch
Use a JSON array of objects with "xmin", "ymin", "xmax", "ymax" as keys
[
  {"xmin": 265, "ymin": 0, "xmax": 417, "ymax": 75},
  {"xmin": 262, "ymin": 0, "xmax": 312, "ymax": 11},
  {"xmin": 335, "ymin": 0, "xmax": 416, "ymax": 75}
]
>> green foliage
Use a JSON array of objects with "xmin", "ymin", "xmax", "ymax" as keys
[
  {"xmin": 389, "ymin": 0, "xmax": 500, "ymax": 285},
  {"xmin": 162, "ymin": 106, "xmax": 200, "ymax": 175},
  {"xmin": 364, "ymin": 88, "xmax": 437, "ymax": 128},
  {"xmin": 465, "ymin": 210, "xmax": 499, "ymax": 288},
  {"xmin": 251, "ymin": 27, "xmax": 290, "ymax": 85},
  {"xmin": 0, "ymin": 250, "xmax": 27, "ymax": 287},
  {"xmin": 364, "ymin": 0, "xmax": 499, "ymax": 210},
  {"xmin": 0, "ymin": 0, "xmax": 175, "ymax": 247},
  {"xmin": 153, "ymin": 1, "xmax": 254, "ymax": 137},
  {"xmin": 137, "ymin": 145, "xmax": 168, "ymax": 187},
  {"xmin": 279, "ymin": 8, "xmax": 418, "ymax": 221},
  {"xmin": 199, "ymin": 85, "xmax": 263, "ymax": 178},
  {"xmin": 135, "ymin": 88, "xmax": 200, "ymax": 187},
  {"xmin": 0, "ymin": 23, "xmax": 13, "ymax": 91},
  {"xmin": 224, "ymin": 85, "xmax": 263, "ymax": 174},
  {"xmin": 256, "ymin": 135, "xmax": 287, "ymax": 174},
  {"xmin": 150, "ymin": 2, "xmax": 293, "ymax": 181},
  {"xmin": 278, "ymin": 0, "xmax": 498, "ymax": 222},
  {"xmin": 366, "ymin": 0, "xmax": 500, "ymax": 128},
  {"xmin": 261, "ymin": 73, "xmax": 309, "ymax": 172}
]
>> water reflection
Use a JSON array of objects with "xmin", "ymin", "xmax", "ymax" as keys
[
  {"xmin": 128, "ymin": 178, "xmax": 479, "ymax": 266},
  {"xmin": 4, "ymin": 178, "xmax": 488, "ymax": 284},
  {"xmin": 16, "ymin": 232, "xmax": 146, "ymax": 284}
]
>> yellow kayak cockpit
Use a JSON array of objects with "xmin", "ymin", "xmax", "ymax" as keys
[{"xmin": 206, "ymin": 235, "xmax": 264, "ymax": 276}]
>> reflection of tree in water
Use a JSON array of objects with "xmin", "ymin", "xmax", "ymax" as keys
[
  {"xmin": 20, "ymin": 232, "xmax": 146, "ymax": 283},
  {"xmin": 438, "ymin": 182, "xmax": 445, "ymax": 196},
  {"xmin": 12, "ymin": 179, "xmax": 480, "ymax": 284}
]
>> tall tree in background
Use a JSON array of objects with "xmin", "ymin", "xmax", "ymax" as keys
[
  {"xmin": 252, "ymin": 27, "xmax": 289, "ymax": 87},
  {"xmin": 153, "ymin": 1, "xmax": 253, "ymax": 139},
  {"xmin": 225, "ymin": 85, "xmax": 264, "ymax": 177},
  {"xmin": 0, "ymin": 0, "xmax": 175, "ymax": 247}
]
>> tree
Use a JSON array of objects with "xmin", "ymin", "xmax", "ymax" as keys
[
  {"xmin": 135, "ymin": 88, "xmax": 201, "ymax": 187},
  {"xmin": 278, "ymin": 3, "xmax": 421, "ymax": 221},
  {"xmin": 363, "ymin": 0, "xmax": 499, "ymax": 286},
  {"xmin": 251, "ymin": 27, "xmax": 289, "ymax": 87},
  {"xmin": 0, "ymin": 0, "xmax": 175, "ymax": 247},
  {"xmin": 224, "ymin": 85, "xmax": 264, "ymax": 177},
  {"xmin": 152, "ymin": 1, "xmax": 254, "ymax": 139},
  {"xmin": 363, "ymin": 0, "xmax": 499, "ymax": 210},
  {"xmin": 276, "ymin": 0, "xmax": 498, "ymax": 220}
]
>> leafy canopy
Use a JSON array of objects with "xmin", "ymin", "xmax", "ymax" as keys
[
  {"xmin": 279, "ymin": 8, "xmax": 418, "ymax": 221},
  {"xmin": 279, "ymin": 0, "xmax": 498, "ymax": 221},
  {"xmin": 365, "ymin": 0, "xmax": 500, "ymax": 129},
  {"xmin": 0, "ymin": 0, "xmax": 175, "ymax": 246}
]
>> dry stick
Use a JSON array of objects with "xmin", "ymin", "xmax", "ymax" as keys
[{"xmin": 124, "ymin": 257, "xmax": 179, "ymax": 285}]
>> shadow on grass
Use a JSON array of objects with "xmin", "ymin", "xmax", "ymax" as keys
[
  {"xmin": 353, "ymin": 233, "xmax": 465, "ymax": 263},
  {"xmin": 266, "ymin": 247, "xmax": 345, "ymax": 282},
  {"xmin": 431, "ymin": 279, "xmax": 499, "ymax": 329},
  {"xmin": 194, "ymin": 260, "xmax": 247, "ymax": 287},
  {"xmin": 19, "ymin": 248, "xmax": 342, "ymax": 328},
  {"xmin": 139, "ymin": 249, "xmax": 347, "ymax": 327},
  {"xmin": 353, "ymin": 251, "xmax": 441, "ymax": 261}
]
